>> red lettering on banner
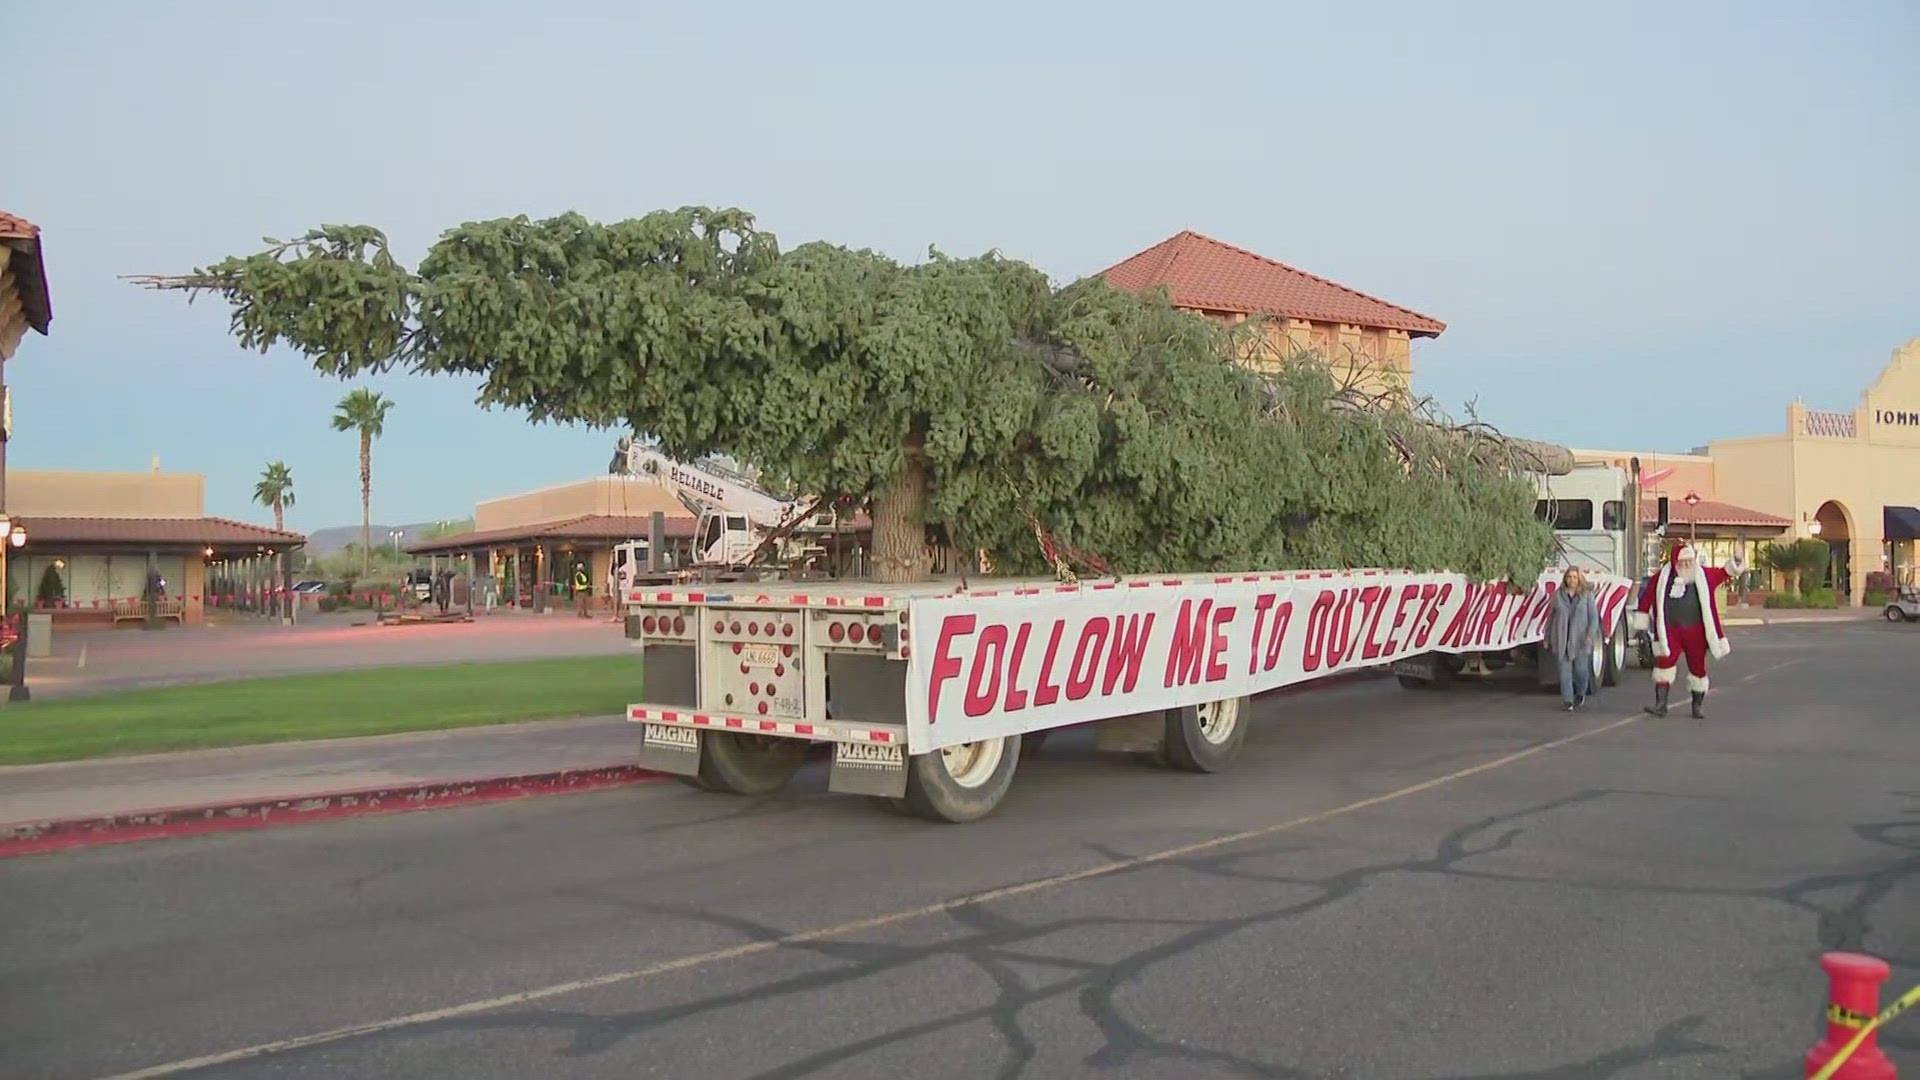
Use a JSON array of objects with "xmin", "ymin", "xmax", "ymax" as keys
[
  {"xmin": 1324, "ymin": 589, "xmax": 1358, "ymax": 669},
  {"xmin": 1472, "ymin": 583, "xmax": 1506, "ymax": 647},
  {"xmin": 1033, "ymin": 620, "xmax": 1067, "ymax": 706},
  {"xmin": 1164, "ymin": 599, "xmax": 1214, "ymax": 688},
  {"xmin": 928, "ymin": 615, "xmax": 977, "ymax": 724},
  {"xmin": 1249, "ymin": 593, "xmax": 1277, "ymax": 675},
  {"xmin": 1384, "ymin": 583, "xmax": 1420, "ymax": 656},
  {"xmin": 1262, "ymin": 599, "xmax": 1294, "ymax": 671},
  {"xmin": 1003, "ymin": 622, "xmax": 1034, "ymax": 711},
  {"xmin": 1414, "ymin": 582, "xmax": 1447, "ymax": 647},
  {"xmin": 1525, "ymin": 586, "xmax": 1555, "ymax": 637},
  {"xmin": 1302, "ymin": 589, "xmax": 1338, "ymax": 672},
  {"xmin": 1102, "ymin": 613, "xmax": 1154, "ymax": 695},
  {"xmin": 963, "ymin": 623, "xmax": 1010, "ymax": 717},
  {"xmin": 1206, "ymin": 604, "xmax": 1236, "ymax": 682},
  {"xmin": 1065, "ymin": 617, "xmax": 1110, "ymax": 701},
  {"xmin": 1437, "ymin": 583, "xmax": 1479, "ymax": 648},
  {"xmin": 1358, "ymin": 585, "xmax": 1390, "ymax": 660},
  {"xmin": 1506, "ymin": 586, "xmax": 1534, "ymax": 641}
]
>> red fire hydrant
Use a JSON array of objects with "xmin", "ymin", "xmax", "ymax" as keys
[{"xmin": 1807, "ymin": 952, "xmax": 1896, "ymax": 1080}]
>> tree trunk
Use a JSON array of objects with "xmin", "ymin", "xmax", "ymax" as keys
[
  {"xmin": 273, "ymin": 500, "xmax": 285, "ymax": 618},
  {"xmin": 870, "ymin": 434, "xmax": 930, "ymax": 584},
  {"xmin": 360, "ymin": 433, "xmax": 372, "ymax": 577}
]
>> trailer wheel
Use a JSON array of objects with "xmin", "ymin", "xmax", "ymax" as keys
[
  {"xmin": 1021, "ymin": 731, "xmax": 1049, "ymax": 756},
  {"xmin": 902, "ymin": 736, "xmax": 1021, "ymax": 823},
  {"xmin": 1396, "ymin": 674, "xmax": 1430, "ymax": 690},
  {"xmin": 691, "ymin": 731, "xmax": 807, "ymax": 796},
  {"xmin": 1601, "ymin": 616, "xmax": 1625, "ymax": 687},
  {"xmin": 1163, "ymin": 695, "xmax": 1249, "ymax": 773}
]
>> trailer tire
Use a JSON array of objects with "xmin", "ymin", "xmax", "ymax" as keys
[
  {"xmin": 1601, "ymin": 616, "xmax": 1625, "ymax": 687},
  {"xmin": 692, "ymin": 731, "xmax": 807, "ymax": 797},
  {"xmin": 1163, "ymin": 696, "xmax": 1249, "ymax": 773},
  {"xmin": 1021, "ymin": 731, "xmax": 1049, "ymax": 756},
  {"xmin": 1396, "ymin": 674, "xmax": 1430, "ymax": 690},
  {"xmin": 902, "ymin": 736, "xmax": 1021, "ymax": 823}
]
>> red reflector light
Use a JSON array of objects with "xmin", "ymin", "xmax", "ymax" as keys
[
  {"xmin": 642, "ymin": 616, "xmax": 658, "ymax": 633},
  {"xmin": 714, "ymin": 620, "xmax": 725, "ymax": 634},
  {"xmin": 774, "ymin": 663, "xmax": 785, "ymax": 676},
  {"xmin": 732, "ymin": 643, "xmax": 743, "ymax": 655},
  {"xmin": 748, "ymin": 621, "xmax": 759, "ymax": 636},
  {"xmin": 781, "ymin": 644, "xmax": 794, "ymax": 657},
  {"xmin": 828, "ymin": 622, "xmax": 845, "ymax": 642},
  {"xmin": 673, "ymin": 617, "xmax": 686, "ymax": 634},
  {"xmin": 730, "ymin": 621, "xmax": 742, "ymax": 634},
  {"xmin": 782, "ymin": 623, "xmax": 794, "ymax": 637},
  {"xmin": 850, "ymin": 623, "xmax": 868, "ymax": 643},
  {"xmin": 757, "ymin": 702, "xmax": 769, "ymax": 715}
]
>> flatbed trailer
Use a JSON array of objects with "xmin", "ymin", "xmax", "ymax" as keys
[{"xmin": 625, "ymin": 566, "xmax": 1631, "ymax": 822}]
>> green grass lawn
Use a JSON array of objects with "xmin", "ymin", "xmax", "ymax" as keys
[{"xmin": 0, "ymin": 655, "xmax": 644, "ymax": 766}]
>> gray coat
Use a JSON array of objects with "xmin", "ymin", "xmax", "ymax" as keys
[{"xmin": 1545, "ymin": 586, "xmax": 1601, "ymax": 660}]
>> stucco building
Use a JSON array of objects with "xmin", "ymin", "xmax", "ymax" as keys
[
  {"xmin": 8, "ymin": 466, "xmax": 306, "ymax": 625},
  {"xmin": 1096, "ymin": 230, "xmax": 1447, "ymax": 394},
  {"xmin": 1575, "ymin": 336, "xmax": 1920, "ymax": 603},
  {"xmin": 406, "ymin": 475, "xmax": 699, "ymax": 611}
]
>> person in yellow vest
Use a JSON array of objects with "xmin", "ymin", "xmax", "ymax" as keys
[{"xmin": 571, "ymin": 561, "xmax": 592, "ymax": 618}]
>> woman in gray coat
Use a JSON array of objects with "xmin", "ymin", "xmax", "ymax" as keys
[{"xmin": 1545, "ymin": 567, "xmax": 1602, "ymax": 711}]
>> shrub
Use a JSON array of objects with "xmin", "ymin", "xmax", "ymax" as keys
[{"xmin": 1766, "ymin": 587, "xmax": 1838, "ymax": 609}]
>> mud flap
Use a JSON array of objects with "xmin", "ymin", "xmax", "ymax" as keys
[
  {"xmin": 637, "ymin": 723, "xmax": 701, "ymax": 777},
  {"xmin": 828, "ymin": 741, "xmax": 908, "ymax": 798}
]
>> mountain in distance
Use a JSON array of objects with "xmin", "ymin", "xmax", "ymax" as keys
[{"xmin": 302, "ymin": 521, "xmax": 460, "ymax": 555}]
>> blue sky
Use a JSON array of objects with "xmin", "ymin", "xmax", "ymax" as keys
[{"xmin": 6, "ymin": 0, "xmax": 1916, "ymax": 531}]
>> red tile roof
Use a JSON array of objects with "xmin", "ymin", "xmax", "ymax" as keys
[
  {"xmin": 1638, "ymin": 498, "xmax": 1790, "ymax": 530},
  {"xmin": 19, "ymin": 516, "xmax": 306, "ymax": 547},
  {"xmin": 1, "ymin": 209, "xmax": 51, "ymax": 335},
  {"xmin": 0, "ymin": 211, "xmax": 40, "ymax": 240},
  {"xmin": 1094, "ymin": 231, "xmax": 1447, "ymax": 337}
]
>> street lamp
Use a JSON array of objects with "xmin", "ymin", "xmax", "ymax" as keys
[{"xmin": 1683, "ymin": 491, "xmax": 1701, "ymax": 544}]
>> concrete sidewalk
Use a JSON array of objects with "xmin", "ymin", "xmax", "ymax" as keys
[
  {"xmin": 0, "ymin": 716, "xmax": 645, "ymax": 853},
  {"xmin": 1719, "ymin": 605, "xmax": 1888, "ymax": 626}
]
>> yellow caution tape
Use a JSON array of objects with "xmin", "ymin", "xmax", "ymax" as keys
[{"xmin": 1810, "ymin": 982, "xmax": 1920, "ymax": 1080}]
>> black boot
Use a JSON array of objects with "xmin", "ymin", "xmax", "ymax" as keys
[
  {"xmin": 1690, "ymin": 691, "xmax": 1705, "ymax": 719},
  {"xmin": 1643, "ymin": 683, "xmax": 1669, "ymax": 718}
]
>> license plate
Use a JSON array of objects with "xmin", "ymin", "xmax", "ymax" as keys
[
  {"xmin": 643, "ymin": 723, "xmax": 698, "ymax": 750},
  {"xmin": 741, "ymin": 644, "xmax": 781, "ymax": 669},
  {"xmin": 833, "ymin": 742, "xmax": 904, "ymax": 769}
]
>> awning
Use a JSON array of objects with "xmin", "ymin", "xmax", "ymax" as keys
[{"xmin": 1885, "ymin": 506, "xmax": 1920, "ymax": 541}]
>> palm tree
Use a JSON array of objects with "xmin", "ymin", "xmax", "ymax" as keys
[
  {"xmin": 331, "ymin": 388, "xmax": 394, "ymax": 576},
  {"xmin": 253, "ymin": 461, "xmax": 297, "ymax": 613},
  {"xmin": 253, "ymin": 460, "xmax": 296, "ymax": 532}
]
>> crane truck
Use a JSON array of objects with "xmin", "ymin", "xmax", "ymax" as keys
[{"xmin": 605, "ymin": 436, "xmax": 852, "ymax": 593}]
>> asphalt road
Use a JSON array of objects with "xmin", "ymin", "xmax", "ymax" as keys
[{"xmin": 2, "ymin": 622, "xmax": 1914, "ymax": 1079}]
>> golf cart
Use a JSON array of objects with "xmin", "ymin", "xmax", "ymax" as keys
[{"xmin": 1886, "ymin": 572, "xmax": 1920, "ymax": 624}]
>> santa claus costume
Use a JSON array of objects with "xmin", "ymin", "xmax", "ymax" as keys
[{"xmin": 1635, "ymin": 543, "xmax": 1737, "ymax": 718}]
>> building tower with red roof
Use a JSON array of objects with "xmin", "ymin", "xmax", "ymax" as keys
[{"xmin": 1094, "ymin": 230, "xmax": 1444, "ymax": 396}]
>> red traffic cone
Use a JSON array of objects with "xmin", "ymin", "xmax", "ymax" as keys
[{"xmin": 1807, "ymin": 952, "xmax": 1896, "ymax": 1079}]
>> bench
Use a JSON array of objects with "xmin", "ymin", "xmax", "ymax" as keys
[{"xmin": 110, "ymin": 597, "xmax": 186, "ymax": 625}]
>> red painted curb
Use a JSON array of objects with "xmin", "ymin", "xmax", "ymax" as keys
[{"xmin": 0, "ymin": 764, "xmax": 665, "ymax": 859}]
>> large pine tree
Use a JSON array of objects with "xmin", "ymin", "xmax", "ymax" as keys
[{"xmin": 135, "ymin": 209, "xmax": 1553, "ymax": 584}]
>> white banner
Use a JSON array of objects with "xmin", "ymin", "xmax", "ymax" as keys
[{"xmin": 904, "ymin": 568, "xmax": 1633, "ymax": 751}]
